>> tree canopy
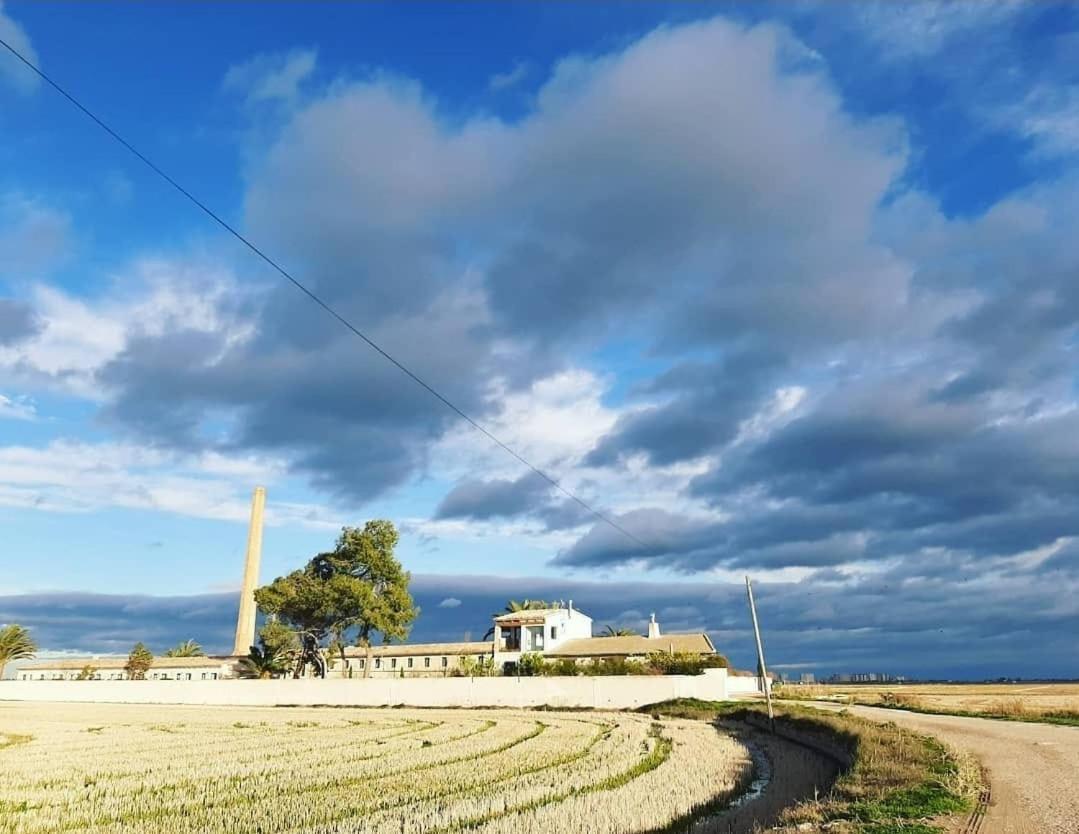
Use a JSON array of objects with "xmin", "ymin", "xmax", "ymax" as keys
[
  {"xmin": 164, "ymin": 639, "xmax": 205, "ymax": 658},
  {"xmin": 601, "ymin": 625, "xmax": 637, "ymax": 637},
  {"xmin": 0, "ymin": 624, "xmax": 36, "ymax": 678},
  {"xmin": 125, "ymin": 642, "xmax": 154, "ymax": 680},
  {"xmin": 254, "ymin": 521, "xmax": 418, "ymax": 654}
]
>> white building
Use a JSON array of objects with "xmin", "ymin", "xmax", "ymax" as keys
[
  {"xmin": 491, "ymin": 602, "xmax": 594, "ymax": 670},
  {"xmin": 16, "ymin": 656, "xmax": 233, "ymax": 681}
]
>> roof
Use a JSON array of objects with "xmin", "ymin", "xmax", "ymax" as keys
[
  {"xmin": 344, "ymin": 641, "xmax": 493, "ymax": 658},
  {"xmin": 21, "ymin": 656, "xmax": 227, "ymax": 671},
  {"xmin": 546, "ymin": 633, "xmax": 715, "ymax": 658}
]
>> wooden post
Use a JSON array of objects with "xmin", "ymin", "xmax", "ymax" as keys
[{"xmin": 745, "ymin": 575, "xmax": 774, "ymax": 728}]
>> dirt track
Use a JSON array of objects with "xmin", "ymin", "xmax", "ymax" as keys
[{"xmin": 810, "ymin": 702, "xmax": 1079, "ymax": 834}]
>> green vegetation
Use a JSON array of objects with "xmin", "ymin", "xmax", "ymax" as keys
[
  {"xmin": 164, "ymin": 639, "xmax": 205, "ymax": 658},
  {"xmin": 600, "ymin": 625, "xmax": 636, "ymax": 636},
  {"xmin": 642, "ymin": 699, "xmax": 977, "ymax": 834},
  {"xmin": 0, "ymin": 623, "xmax": 36, "ymax": 678},
  {"xmin": 254, "ymin": 521, "xmax": 418, "ymax": 673},
  {"xmin": 75, "ymin": 664, "xmax": 97, "ymax": 681},
  {"xmin": 532, "ymin": 651, "xmax": 728, "ymax": 677},
  {"xmin": 237, "ymin": 640, "xmax": 290, "ymax": 679},
  {"xmin": 124, "ymin": 642, "xmax": 154, "ymax": 680}
]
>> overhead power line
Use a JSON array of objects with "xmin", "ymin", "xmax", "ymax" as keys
[{"xmin": 0, "ymin": 36, "xmax": 648, "ymax": 550}]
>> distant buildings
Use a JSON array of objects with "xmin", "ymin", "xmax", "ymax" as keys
[{"xmin": 827, "ymin": 672, "xmax": 907, "ymax": 684}]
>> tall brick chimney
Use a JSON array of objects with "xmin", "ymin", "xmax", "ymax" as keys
[{"xmin": 231, "ymin": 486, "xmax": 266, "ymax": 657}]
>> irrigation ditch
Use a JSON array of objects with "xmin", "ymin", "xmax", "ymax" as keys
[{"xmin": 640, "ymin": 699, "xmax": 981, "ymax": 834}]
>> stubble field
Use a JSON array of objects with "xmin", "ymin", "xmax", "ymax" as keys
[
  {"xmin": 779, "ymin": 681, "xmax": 1079, "ymax": 723},
  {"xmin": 0, "ymin": 702, "xmax": 752, "ymax": 834}
]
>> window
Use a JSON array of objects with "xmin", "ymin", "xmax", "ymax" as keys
[
  {"xmin": 358, "ymin": 658, "xmax": 365, "ymax": 669},
  {"xmin": 375, "ymin": 658, "xmax": 382, "ymax": 669},
  {"xmin": 551, "ymin": 626, "xmax": 558, "ymax": 640},
  {"xmin": 211, "ymin": 673, "xmax": 218, "ymax": 680},
  {"xmin": 441, "ymin": 657, "xmax": 448, "ymax": 668},
  {"xmin": 391, "ymin": 658, "xmax": 397, "ymax": 669},
  {"xmin": 424, "ymin": 657, "xmax": 431, "ymax": 668},
  {"xmin": 201, "ymin": 673, "xmax": 207, "ymax": 680},
  {"xmin": 407, "ymin": 657, "xmax": 414, "ymax": 668}
]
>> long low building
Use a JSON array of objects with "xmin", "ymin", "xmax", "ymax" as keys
[
  {"xmin": 332, "ymin": 607, "xmax": 717, "ymax": 677},
  {"xmin": 16, "ymin": 656, "xmax": 233, "ymax": 681},
  {"xmin": 337, "ymin": 641, "xmax": 493, "ymax": 677}
]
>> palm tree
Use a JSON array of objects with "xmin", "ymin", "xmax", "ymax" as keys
[
  {"xmin": 0, "ymin": 624, "xmax": 36, "ymax": 678},
  {"xmin": 483, "ymin": 599, "xmax": 550, "ymax": 640},
  {"xmin": 164, "ymin": 639, "xmax": 205, "ymax": 658},
  {"xmin": 237, "ymin": 644, "xmax": 287, "ymax": 679},
  {"xmin": 601, "ymin": 625, "xmax": 636, "ymax": 637}
]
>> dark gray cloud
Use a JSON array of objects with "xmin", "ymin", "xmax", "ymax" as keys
[
  {"xmin": 587, "ymin": 351, "xmax": 787, "ymax": 466},
  {"xmin": 436, "ymin": 472, "xmax": 553, "ymax": 521},
  {"xmin": 0, "ymin": 298, "xmax": 40, "ymax": 345},
  {"xmin": 435, "ymin": 472, "xmax": 594, "ymax": 532},
  {"xmin": 4, "ymin": 568, "xmax": 1076, "ymax": 679},
  {"xmin": 93, "ymin": 17, "xmax": 909, "ymax": 505}
]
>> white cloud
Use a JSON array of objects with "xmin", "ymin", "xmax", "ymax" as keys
[
  {"xmin": 0, "ymin": 392, "xmax": 34, "ymax": 420},
  {"xmin": 437, "ymin": 597, "xmax": 462, "ymax": 608},
  {"xmin": 0, "ymin": 256, "xmax": 250, "ymax": 398},
  {"xmin": 0, "ymin": 438, "xmax": 336, "ymax": 529},
  {"xmin": 0, "ymin": 1, "xmax": 38, "ymax": 95},
  {"xmin": 223, "ymin": 48, "xmax": 317, "ymax": 107},
  {"xmin": 852, "ymin": 1, "xmax": 1025, "ymax": 59},
  {"xmin": 489, "ymin": 61, "xmax": 528, "ymax": 91}
]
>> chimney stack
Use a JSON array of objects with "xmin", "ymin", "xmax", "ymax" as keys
[
  {"xmin": 648, "ymin": 612, "xmax": 661, "ymax": 639},
  {"xmin": 232, "ymin": 486, "xmax": 266, "ymax": 657}
]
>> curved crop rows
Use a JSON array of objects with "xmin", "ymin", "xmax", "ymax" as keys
[{"xmin": 0, "ymin": 702, "xmax": 752, "ymax": 834}]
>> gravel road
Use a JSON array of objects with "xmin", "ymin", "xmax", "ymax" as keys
[{"xmin": 810, "ymin": 702, "xmax": 1079, "ymax": 834}]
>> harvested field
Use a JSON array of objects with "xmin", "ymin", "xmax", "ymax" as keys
[
  {"xmin": 777, "ymin": 682, "xmax": 1079, "ymax": 724},
  {"xmin": 0, "ymin": 702, "xmax": 752, "ymax": 834}
]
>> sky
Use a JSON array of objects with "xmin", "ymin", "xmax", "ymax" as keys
[{"xmin": 1, "ymin": 1, "xmax": 1078, "ymax": 680}]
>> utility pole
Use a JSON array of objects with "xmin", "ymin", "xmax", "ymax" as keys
[{"xmin": 745, "ymin": 575, "xmax": 774, "ymax": 728}]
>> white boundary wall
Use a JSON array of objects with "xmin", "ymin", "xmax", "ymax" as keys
[{"xmin": 0, "ymin": 669, "xmax": 757, "ymax": 709}]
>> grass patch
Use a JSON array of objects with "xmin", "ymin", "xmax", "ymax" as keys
[
  {"xmin": 0, "ymin": 732, "xmax": 33, "ymax": 750},
  {"xmin": 641, "ymin": 700, "xmax": 976, "ymax": 834}
]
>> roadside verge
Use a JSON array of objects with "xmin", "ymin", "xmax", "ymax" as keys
[{"xmin": 641, "ymin": 699, "xmax": 980, "ymax": 834}]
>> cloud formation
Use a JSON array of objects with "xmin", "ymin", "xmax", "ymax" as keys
[{"xmin": 4, "ymin": 563, "xmax": 1075, "ymax": 679}]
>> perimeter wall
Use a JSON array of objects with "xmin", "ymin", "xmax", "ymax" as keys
[{"xmin": 0, "ymin": 668, "xmax": 762, "ymax": 709}]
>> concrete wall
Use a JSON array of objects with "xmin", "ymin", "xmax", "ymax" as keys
[
  {"xmin": 726, "ymin": 674, "xmax": 767, "ymax": 696},
  {"xmin": 0, "ymin": 668, "xmax": 753, "ymax": 709}
]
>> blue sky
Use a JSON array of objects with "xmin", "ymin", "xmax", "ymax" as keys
[{"xmin": 2, "ymin": 2, "xmax": 1078, "ymax": 679}]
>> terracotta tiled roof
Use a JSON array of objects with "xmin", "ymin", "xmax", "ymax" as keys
[
  {"xmin": 546, "ymin": 633, "xmax": 715, "ymax": 658},
  {"xmin": 343, "ymin": 642, "xmax": 493, "ymax": 658}
]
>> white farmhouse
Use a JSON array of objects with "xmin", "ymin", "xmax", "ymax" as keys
[{"xmin": 491, "ymin": 602, "xmax": 594, "ymax": 670}]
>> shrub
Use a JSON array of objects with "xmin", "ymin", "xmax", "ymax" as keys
[
  {"xmin": 542, "ymin": 658, "xmax": 581, "ymax": 677},
  {"xmin": 647, "ymin": 651, "xmax": 708, "ymax": 675},
  {"xmin": 516, "ymin": 653, "xmax": 545, "ymax": 677}
]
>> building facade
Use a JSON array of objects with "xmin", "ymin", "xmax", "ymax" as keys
[{"xmin": 16, "ymin": 656, "xmax": 233, "ymax": 681}]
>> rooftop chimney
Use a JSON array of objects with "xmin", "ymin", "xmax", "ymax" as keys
[{"xmin": 648, "ymin": 612, "xmax": 661, "ymax": 639}]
